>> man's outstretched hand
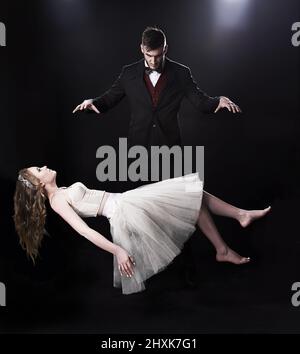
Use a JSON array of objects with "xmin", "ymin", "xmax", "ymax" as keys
[
  {"xmin": 214, "ymin": 96, "xmax": 242, "ymax": 114},
  {"xmin": 72, "ymin": 99, "xmax": 100, "ymax": 114}
]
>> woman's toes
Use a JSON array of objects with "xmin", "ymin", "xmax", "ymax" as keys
[
  {"xmin": 239, "ymin": 206, "xmax": 271, "ymax": 228},
  {"xmin": 216, "ymin": 248, "xmax": 250, "ymax": 265}
]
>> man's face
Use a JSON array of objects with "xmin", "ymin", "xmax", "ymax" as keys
[{"xmin": 140, "ymin": 44, "xmax": 168, "ymax": 70}]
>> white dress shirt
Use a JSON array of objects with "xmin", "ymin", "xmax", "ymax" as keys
[{"xmin": 144, "ymin": 60, "xmax": 162, "ymax": 87}]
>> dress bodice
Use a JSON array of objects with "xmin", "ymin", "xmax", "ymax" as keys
[
  {"xmin": 61, "ymin": 182, "xmax": 109, "ymax": 217},
  {"xmin": 102, "ymin": 192, "xmax": 122, "ymax": 219}
]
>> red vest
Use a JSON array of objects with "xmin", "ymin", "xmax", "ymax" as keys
[{"xmin": 143, "ymin": 71, "xmax": 167, "ymax": 108}]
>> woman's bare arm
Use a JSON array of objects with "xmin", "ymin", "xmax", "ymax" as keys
[{"xmin": 50, "ymin": 193, "xmax": 134, "ymax": 276}]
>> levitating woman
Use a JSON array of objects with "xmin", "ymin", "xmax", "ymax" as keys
[{"xmin": 13, "ymin": 166, "xmax": 271, "ymax": 294}]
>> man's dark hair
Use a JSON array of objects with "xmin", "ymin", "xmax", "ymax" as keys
[{"xmin": 142, "ymin": 26, "xmax": 166, "ymax": 50}]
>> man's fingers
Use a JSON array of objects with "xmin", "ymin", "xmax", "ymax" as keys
[
  {"xmin": 73, "ymin": 102, "xmax": 100, "ymax": 114},
  {"xmin": 226, "ymin": 105, "xmax": 232, "ymax": 113},
  {"xmin": 232, "ymin": 104, "xmax": 242, "ymax": 114},
  {"xmin": 231, "ymin": 104, "xmax": 237, "ymax": 113},
  {"xmin": 214, "ymin": 106, "xmax": 220, "ymax": 113},
  {"xmin": 72, "ymin": 105, "xmax": 80, "ymax": 113},
  {"xmin": 91, "ymin": 104, "xmax": 100, "ymax": 114},
  {"xmin": 215, "ymin": 98, "xmax": 242, "ymax": 114},
  {"xmin": 83, "ymin": 103, "xmax": 91, "ymax": 109}
]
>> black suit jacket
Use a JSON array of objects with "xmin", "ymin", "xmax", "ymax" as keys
[{"xmin": 93, "ymin": 57, "xmax": 220, "ymax": 147}]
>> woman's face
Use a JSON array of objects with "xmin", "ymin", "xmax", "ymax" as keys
[{"xmin": 27, "ymin": 166, "xmax": 56, "ymax": 186}]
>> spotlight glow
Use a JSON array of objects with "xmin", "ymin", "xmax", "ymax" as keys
[{"xmin": 214, "ymin": 0, "xmax": 250, "ymax": 28}]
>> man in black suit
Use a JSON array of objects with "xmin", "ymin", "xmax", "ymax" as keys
[
  {"xmin": 73, "ymin": 26, "xmax": 241, "ymax": 288},
  {"xmin": 73, "ymin": 26, "xmax": 241, "ymax": 149}
]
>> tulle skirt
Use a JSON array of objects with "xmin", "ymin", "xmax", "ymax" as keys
[{"xmin": 109, "ymin": 172, "xmax": 203, "ymax": 294}]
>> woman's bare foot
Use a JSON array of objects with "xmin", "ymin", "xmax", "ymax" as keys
[
  {"xmin": 216, "ymin": 246, "xmax": 250, "ymax": 265},
  {"xmin": 238, "ymin": 206, "xmax": 271, "ymax": 228}
]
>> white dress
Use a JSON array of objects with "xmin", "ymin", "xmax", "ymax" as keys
[
  {"xmin": 102, "ymin": 193, "xmax": 122, "ymax": 219},
  {"xmin": 107, "ymin": 172, "xmax": 203, "ymax": 295},
  {"xmin": 63, "ymin": 173, "xmax": 203, "ymax": 295}
]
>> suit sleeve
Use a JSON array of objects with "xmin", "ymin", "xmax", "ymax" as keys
[
  {"xmin": 92, "ymin": 67, "xmax": 126, "ymax": 113},
  {"xmin": 183, "ymin": 67, "xmax": 220, "ymax": 113}
]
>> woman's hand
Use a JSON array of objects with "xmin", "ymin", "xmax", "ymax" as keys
[{"xmin": 115, "ymin": 246, "xmax": 136, "ymax": 277}]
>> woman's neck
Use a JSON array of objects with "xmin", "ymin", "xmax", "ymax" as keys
[{"xmin": 44, "ymin": 182, "xmax": 60, "ymax": 201}]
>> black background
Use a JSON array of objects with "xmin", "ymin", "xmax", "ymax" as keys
[{"xmin": 0, "ymin": 0, "xmax": 300, "ymax": 333}]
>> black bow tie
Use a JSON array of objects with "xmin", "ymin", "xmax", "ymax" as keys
[{"xmin": 145, "ymin": 66, "xmax": 163, "ymax": 75}]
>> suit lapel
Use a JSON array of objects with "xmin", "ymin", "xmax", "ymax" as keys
[
  {"xmin": 135, "ymin": 59, "xmax": 153, "ymax": 107},
  {"xmin": 133, "ymin": 57, "xmax": 176, "ymax": 109},
  {"xmin": 156, "ymin": 58, "xmax": 176, "ymax": 109}
]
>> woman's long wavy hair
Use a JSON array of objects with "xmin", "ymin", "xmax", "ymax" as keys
[{"xmin": 13, "ymin": 168, "xmax": 47, "ymax": 263}]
